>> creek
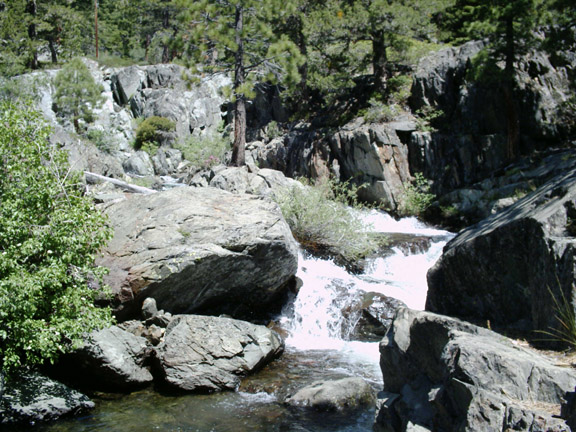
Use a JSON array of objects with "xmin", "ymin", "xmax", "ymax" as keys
[{"xmin": 34, "ymin": 211, "xmax": 453, "ymax": 432}]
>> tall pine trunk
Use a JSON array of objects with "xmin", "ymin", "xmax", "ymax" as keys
[
  {"xmin": 503, "ymin": 16, "xmax": 519, "ymax": 160},
  {"xmin": 231, "ymin": 5, "xmax": 246, "ymax": 167},
  {"xmin": 372, "ymin": 29, "xmax": 387, "ymax": 94},
  {"xmin": 26, "ymin": 0, "xmax": 39, "ymax": 69}
]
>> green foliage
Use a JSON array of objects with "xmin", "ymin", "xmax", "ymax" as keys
[
  {"xmin": 275, "ymin": 178, "xmax": 378, "ymax": 262},
  {"xmin": 399, "ymin": 173, "xmax": 436, "ymax": 216},
  {"xmin": 361, "ymin": 97, "xmax": 401, "ymax": 123},
  {"xmin": 415, "ymin": 106, "xmax": 445, "ymax": 132},
  {"xmin": 465, "ymin": 49, "xmax": 504, "ymax": 83},
  {"xmin": 536, "ymin": 286, "xmax": 576, "ymax": 349},
  {"xmin": 265, "ymin": 121, "xmax": 281, "ymax": 141},
  {"xmin": 85, "ymin": 128, "xmax": 117, "ymax": 154},
  {"xmin": 0, "ymin": 102, "xmax": 114, "ymax": 375},
  {"xmin": 0, "ymin": 75, "xmax": 48, "ymax": 104},
  {"xmin": 134, "ymin": 116, "xmax": 176, "ymax": 153},
  {"xmin": 175, "ymin": 132, "xmax": 230, "ymax": 168},
  {"xmin": 53, "ymin": 58, "xmax": 105, "ymax": 132}
]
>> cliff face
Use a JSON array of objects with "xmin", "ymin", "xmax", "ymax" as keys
[{"xmin": 409, "ymin": 40, "xmax": 576, "ymax": 196}]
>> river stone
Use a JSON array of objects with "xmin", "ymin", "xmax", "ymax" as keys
[
  {"xmin": 0, "ymin": 372, "xmax": 94, "ymax": 425},
  {"xmin": 154, "ymin": 314, "xmax": 284, "ymax": 392},
  {"xmin": 285, "ymin": 377, "xmax": 375, "ymax": 411},
  {"xmin": 58, "ymin": 326, "xmax": 153, "ymax": 391},
  {"xmin": 426, "ymin": 168, "xmax": 576, "ymax": 337},
  {"xmin": 375, "ymin": 308, "xmax": 576, "ymax": 431},
  {"xmin": 98, "ymin": 186, "xmax": 298, "ymax": 320}
]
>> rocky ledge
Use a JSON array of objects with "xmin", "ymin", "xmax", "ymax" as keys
[{"xmin": 375, "ymin": 308, "xmax": 576, "ymax": 431}]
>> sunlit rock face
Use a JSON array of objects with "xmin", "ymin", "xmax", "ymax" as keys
[{"xmin": 97, "ymin": 186, "xmax": 299, "ymax": 321}]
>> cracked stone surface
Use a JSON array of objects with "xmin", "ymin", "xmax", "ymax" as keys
[
  {"xmin": 97, "ymin": 186, "xmax": 299, "ymax": 320},
  {"xmin": 153, "ymin": 314, "xmax": 284, "ymax": 392},
  {"xmin": 375, "ymin": 308, "xmax": 576, "ymax": 431}
]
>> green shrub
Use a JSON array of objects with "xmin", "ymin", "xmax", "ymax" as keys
[
  {"xmin": 399, "ymin": 173, "xmax": 436, "ymax": 216},
  {"xmin": 361, "ymin": 97, "xmax": 401, "ymax": 123},
  {"xmin": 415, "ymin": 106, "xmax": 444, "ymax": 132},
  {"xmin": 134, "ymin": 116, "xmax": 176, "ymax": 153},
  {"xmin": 0, "ymin": 102, "xmax": 114, "ymax": 375},
  {"xmin": 85, "ymin": 128, "xmax": 117, "ymax": 154},
  {"xmin": 175, "ymin": 132, "xmax": 230, "ymax": 168},
  {"xmin": 53, "ymin": 58, "xmax": 105, "ymax": 132},
  {"xmin": 275, "ymin": 179, "xmax": 378, "ymax": 263}
]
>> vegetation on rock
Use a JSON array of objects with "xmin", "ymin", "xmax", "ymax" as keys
[
  {"xmin": 0, "ymin": 102, "xmax": 114, "ymax": 376},
  {"xmin": 53, "ymin": 58, "xmax": 105, "ymax": 132},
  {"xmin": 134, "ymin": 115, "xmax": 176, "ymax": 153},
  {"xmin": 275, "ymin": 179, "xmax": 378, "ymax": 263}
]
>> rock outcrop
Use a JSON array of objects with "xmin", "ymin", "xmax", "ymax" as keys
[
  {"xmin": 153, "ymin": 314, "xmax": 284, "ymax": 392},
  {"xmin": 252, "ymin": 120, "xmax": 414, "ymax": 211},
  {"xmin": 55, "ymin": 326, "xmax": 154, "ymax": 391},
  {"xmin": 409, "ymin": 40, "xmax": 576, "ymax": 196},
  {"xmin": 97, "ymin": 186, "xmax": 299, "ymax": 321},
  {"xmin": 0, "ymin": 372, "xmax": 94, "ymax": 425},
  {"xmin": 286, "ymin": 377, "xmax": 375, "ymax": 411},
  {"xmin": 426, "ymin": 167, "xmax": 576, "ymax": 336},
  {"xmin": 375, "ymin": 308, "xmax": 576, "ymax": 431}
]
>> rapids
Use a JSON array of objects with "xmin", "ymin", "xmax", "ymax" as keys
[{"xmin": 27, "ymin": 211, "xmax": 453, "ymax": 432}]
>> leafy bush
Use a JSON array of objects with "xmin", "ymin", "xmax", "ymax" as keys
[
  {"xmin": 134, "ymin": 116, "xmax": 176, "ymax": 153},
  {"xmin": 361, "ymin": 97, "xmax": 401, "ymax": 123},
  {"xmin": 275, "ymin": 179, "xmax": 378, "ymax": 263},
  {"xmin": 86, "ymin": 128, "xmax": 117, "ymax": 154},
  {"xmin": 175, "ymin": 132, "xmax": 230, "ymax": 168},
  {"xmin": 399, "ymin": 173, "xmax": 436, "ymax": 216},
  {"xmin": 415, "ymin": 106, "xmax": 444, "ymax": 132},
  {"xmin": 0, "ymin": 102, "xmax": 114, "ymax": 375},
  {"xmin": 53, "ymin": 58, "xmax": 105, "ymax": 132}
]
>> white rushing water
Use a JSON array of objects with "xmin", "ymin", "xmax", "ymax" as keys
[{"xmin": 280, "ymin": 210, "xmax": 454, "ymax": 377}]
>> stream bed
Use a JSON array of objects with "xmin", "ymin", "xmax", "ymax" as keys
[{"xmin": 31, "ymin": 211, "xmax": 453, "ymax": 432}]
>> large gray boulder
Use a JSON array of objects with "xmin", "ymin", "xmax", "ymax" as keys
[
  {"xmin": 111, "ymin": 64, "xmax": 229, "ymax": 142},
  {"xmin": 97, "ymin": 186, "xmax": 299, "ymax": 320},
  {"xmin": 286, "ymin": 377, "xmax": 375, "ymax": 411},
  {"xmin": 375, "ymin": 308, "xmax": 576, "ymax": 431},
  {"xmin": 0, "ymin": 372, "xmax": 94, "ymax": 425},
  {"xmin": 153, "ymin": 314, "xmax": 284, "ymax": 392},
  {"xmin": 426, "ymin": 168, "xmax": 576, "ymax": 336},
  {"xmin": 56, "ymin": 326, "xmax": 154, "ymax": 391}
]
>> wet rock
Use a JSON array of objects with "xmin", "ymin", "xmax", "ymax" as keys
[
  {"xmin": 153, "ymin": 314, "xmax": 284, "ymax": 392},
  {"xmin": 0, "ymin": 372, "xmax": 94, "ymax": 425},
  {"xmin": 345, "ymin": 292, "xmax": 406, "ymax": 341},
  {"xmin": 375, "ymin": 308, "xmax": 576, "ymax": 431},
  {"xmin": 426, "ymin": 168, "xmax": 576, "ymax": 337},
  {"xmin": 56, "ymin": 326, "xmax": 153, "ymax": 391},
  {"xmin": 286, "ymin": 377, "xmax": 375, "ymax": 411},
  {"xmin": 98, "ymin": 186, "xmax": 299, "ymax": 321}
]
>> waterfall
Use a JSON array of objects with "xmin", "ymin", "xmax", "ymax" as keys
[{"xmin": 280, "ymin": 210, "xmax": 454, "ymax": 375}]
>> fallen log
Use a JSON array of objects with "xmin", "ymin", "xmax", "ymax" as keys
[{"xmin": 84, "ymin": 171, "xmax": 157, "ymax": 195}]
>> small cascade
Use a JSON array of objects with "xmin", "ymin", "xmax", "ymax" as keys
[{"xmin": 280, "ymin": 210, "xmax": 454, "ymax": 378}]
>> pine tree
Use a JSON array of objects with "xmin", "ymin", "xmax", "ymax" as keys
[
  {"xmin": 53, "ymin": 58, "xmax": 104, "ymax": 131},
  {"xmin": 177, "ymin": 0, "xmax": 304, "ymax": 166},
  {"xmin": 442, "ymin": 0, "xmax": 539, "ymax": 159}
]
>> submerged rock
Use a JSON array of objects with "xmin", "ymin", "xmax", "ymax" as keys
[
  {"xmin": 375, "ymin": 308, "xmax": 576, "ymax": 431},
  {"xmin": 426, "ymin": 168, "xmax": 576, "ymax": 337},
  {"xmin": 286, "ymin": 377, "xmax": 375, "ymax": 411},
  {"xmin": 153, "ymin": 314, "xmax": 284, "ymax": 392},
  {"xmin": 97, "ymin": 186, "xmax": 299, "ymax": 321},
  {"xmin": 0, "ymin": 372, "xmax": 94, "ymax": 425}
]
